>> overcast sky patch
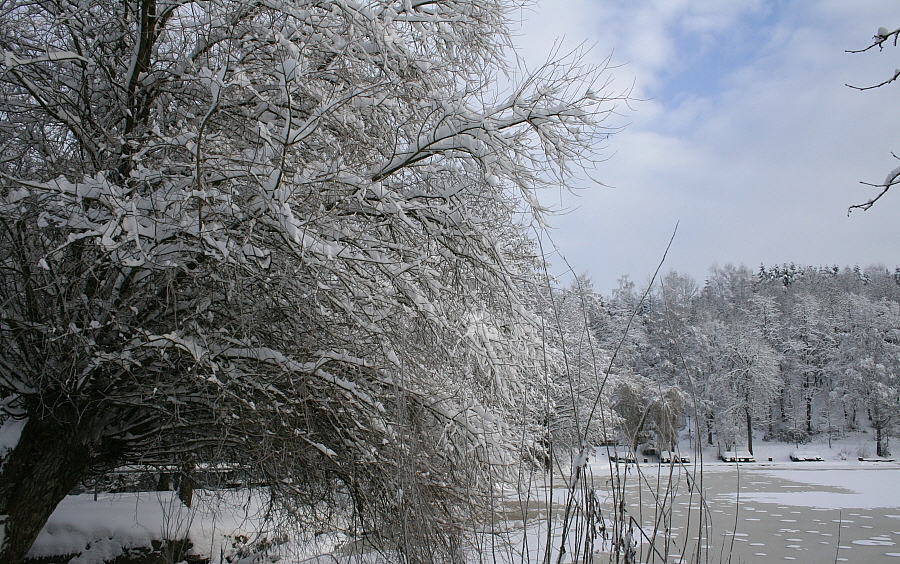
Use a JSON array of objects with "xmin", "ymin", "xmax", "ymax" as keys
[{"xmin": 518, "ymin": 1, "xmax": 900, "ymax": 294}]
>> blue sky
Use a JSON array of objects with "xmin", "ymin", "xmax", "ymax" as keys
[
  {"xmin": 514, "ymin": 1, "xmax": 900, "ymax": 294},
  {"xmin": 655, "ymin": 6, "xmax": 784, "ymax": 105}
]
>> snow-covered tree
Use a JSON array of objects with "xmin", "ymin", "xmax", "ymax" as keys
[
  {"xmin": 832, "ymin": 294, "xmax": 900, "ymax": 456},
  {"xmin": 844, "ymin": 360, "xmax": 900, "ymax": 457},
  {"xmin": 533, "ymin": 276, "xmax": 619, "ymax": 464},
  {"xmin": 0, "ymin": 0, "xmax": 621, "ymax": 559},
  {"xmin": 611, "ymin": 374, "xmax": 684, "ymax": 452},
  {"xmin": 695, "ymin": 319, "xmax": 780, "ymax": 455},
  {"xmin": 596, "ymin": 275, "xmax": 652, "ymax": 377},
  {"xmin": 701, "ymin": 264, "xmax": 755, "ymax": 320},
  {"xmin": 641, "ymin": 271, "xmax": 701, "ymax": 388},
  {"xmin": 781, "ymin": 294, "xmax": 835, "ymax": 435}
]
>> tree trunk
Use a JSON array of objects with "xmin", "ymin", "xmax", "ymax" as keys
[
  {"xmin": 779, "ymin": 393, "xmax": 787, "ymax": 425},
  {"xmin": 805, "ymin": 388, "xmax": 813, "ymax": 434},
  {"xmin": 0, "ymin": 417, "xmax": 93, "ymax": 563},
  {"xmin": 745, "ymin": 407, "xmax": 754, "ymax": 456},
  {"xmin": 177, "ymin": 463, "xmax": 194, "ymax": 508},
  {"xmin": 876, "ymin": 425, "xmax": 891, "ymax": 458}
]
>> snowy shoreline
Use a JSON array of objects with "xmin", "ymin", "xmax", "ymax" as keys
[{"xmin": 26, "ymin": 432, "xmax": 900, "ymax": 563}]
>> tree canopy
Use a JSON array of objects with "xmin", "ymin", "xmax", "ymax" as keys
[
  {"xmin": 600, "ymin": 263, "xmax": 900, "ymax": 459},
  {"xmin": 0, "ymin": 0, "xmax": 621, "ymax": 560}
]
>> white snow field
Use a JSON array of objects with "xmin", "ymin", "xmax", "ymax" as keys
[{"xmin": 25, "ymin": 432, "xmax": 900, "ymax": 563}]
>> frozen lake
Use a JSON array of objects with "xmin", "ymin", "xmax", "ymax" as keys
[
  {"xmin": 27, "ymin": 450, "xmax": 900, "ymax": 563},
  {"xmin": 594, "ymin": 459, "xmax": 900, "ymax": 563},
  {"xmin": 710, "ymin": 465, "xmax": 900, "ymax": 562}
]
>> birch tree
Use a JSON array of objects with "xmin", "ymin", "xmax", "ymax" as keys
[{"xmin": 0, "ymin": 0, "xmax": 621, "ymax": 560}]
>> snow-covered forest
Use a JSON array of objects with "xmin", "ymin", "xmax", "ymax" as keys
[{"xmin": 569, "ymin": 263, "xmax": 900, "ymax": 462}]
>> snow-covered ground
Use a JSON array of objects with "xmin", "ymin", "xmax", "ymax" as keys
[
  {"xmin": 27, "ymin": 490, "xmax": 338, "ymax": 564},
  {"xmin": 26, "ymin": 430, "xmax": 900, "ymax": 563}
]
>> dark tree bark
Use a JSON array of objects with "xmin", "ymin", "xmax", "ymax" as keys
[
  {"xmin": 876, "ymin": 425, "xmax": 891, "ymax": 458},
  {"xmin": 0, "ymin": 417, "xmax": 94, "ymax": 563},
  {"xmin": 177, "ymin": 463, "xmax": 194, "ymax": 509},
  {"xmin": 805, "ymin": 373, "xmax": 814, "ymax": 434},
  {"xmin": 157, "ymin": 471, "xmax": 172, "ymax": 492},
  {"xmin": 745, "ymin": 406, "xmax": 754, "ymax": 456}
]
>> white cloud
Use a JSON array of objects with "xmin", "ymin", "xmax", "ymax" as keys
[{"xmin": 518, "ymin": 1, "xmax": 900, "ymax": 293}]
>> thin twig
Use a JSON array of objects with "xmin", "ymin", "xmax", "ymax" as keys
[{"xmin": 845, "ymin": 69, "xmax": 900, "ymax": 91}]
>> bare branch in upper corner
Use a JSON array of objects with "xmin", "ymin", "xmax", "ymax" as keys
[{"xmin": 846, "ymin": 24, "xmax": 900, "ymax": 209}]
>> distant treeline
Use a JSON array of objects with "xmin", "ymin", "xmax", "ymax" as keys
[{"xmin": 542, "ymin": 264, "xmax": 900, "ymax": 460}]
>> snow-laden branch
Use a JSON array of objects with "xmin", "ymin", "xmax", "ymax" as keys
[
  {"xmin": 1, "ymin": 50, "xmax": 88, "ymax": 75},
  {"xmin": 849, "ymin": 160, "xmax": 900, "ymax": 213},
  {"xmin": 0, "ymin": 0, "xmax": 627, "ymax": 558},
  {"xmin": 847, "ymin": 24, "xmax": 900, "ymax": 210}
]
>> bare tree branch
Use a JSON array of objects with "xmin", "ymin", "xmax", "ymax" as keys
[
  {"xmin": 849, "ymin": 157, "xmax": 900, "ymax": 213},
  {"xmin": 847, "ymin": 24, "xmax": 900, "ymax": 209}
]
